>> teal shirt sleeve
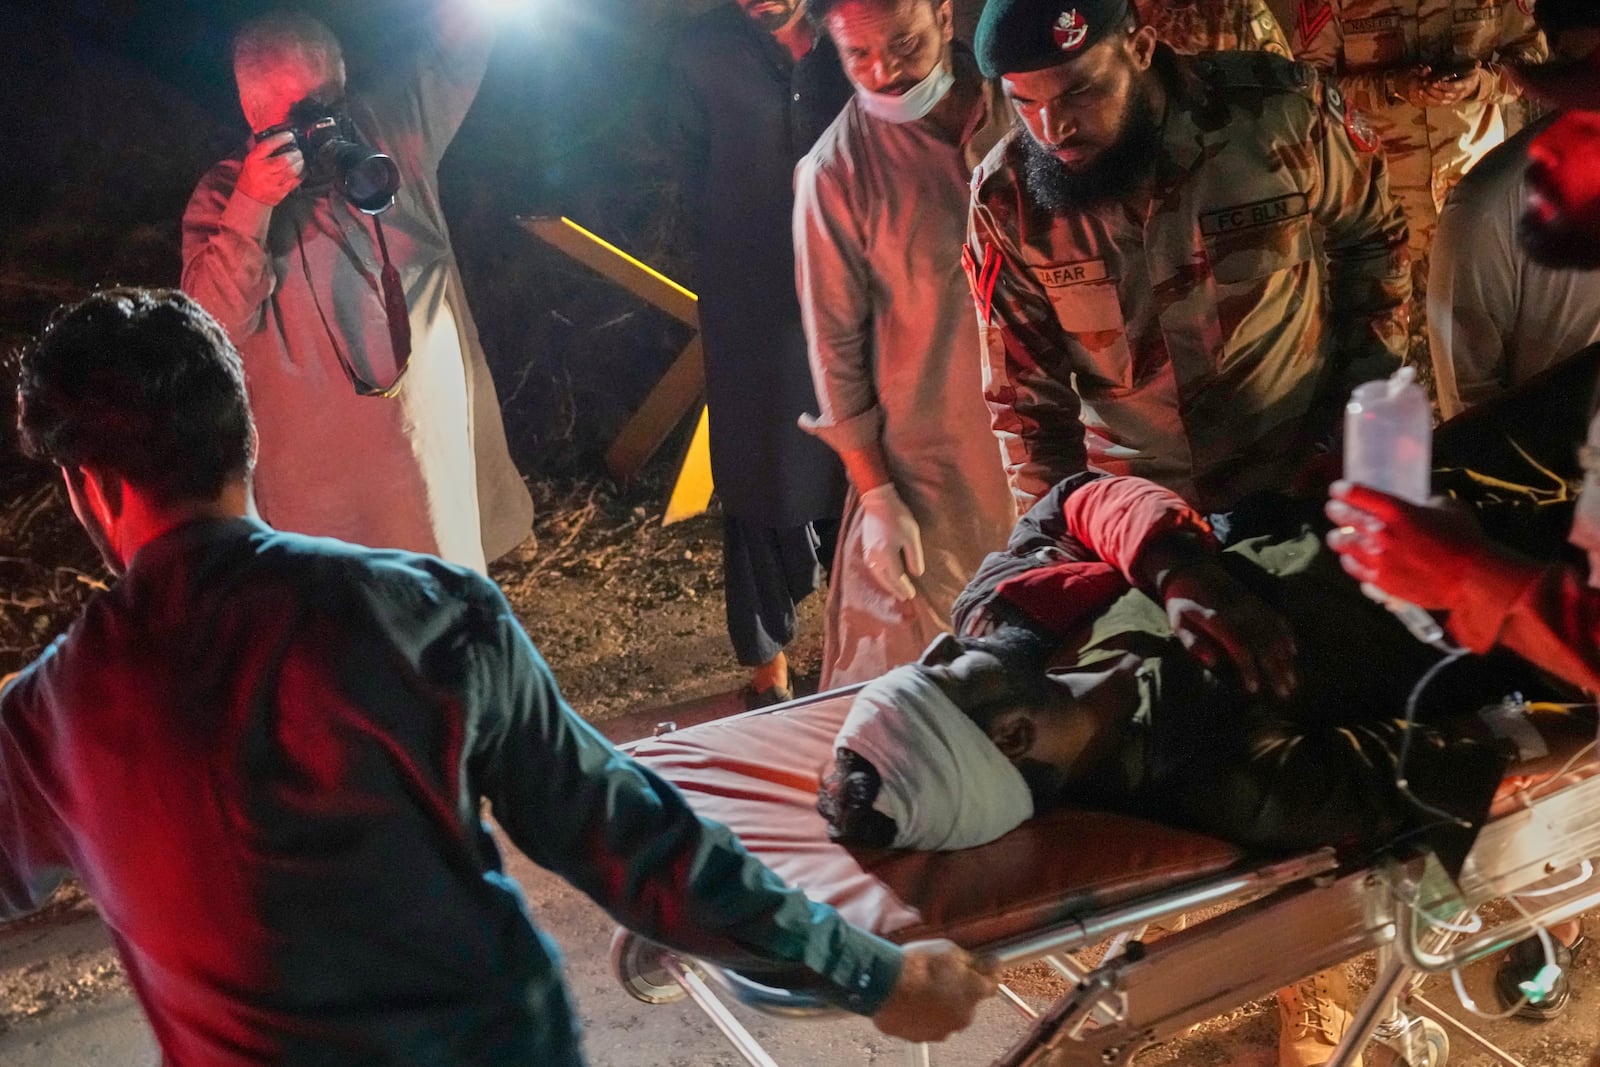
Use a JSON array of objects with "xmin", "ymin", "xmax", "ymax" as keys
[{"xmin": 466, "ymin": 583, "xmax": 904, "ymax": 1015}]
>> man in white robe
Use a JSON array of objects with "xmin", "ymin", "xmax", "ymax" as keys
[
  {"xmin": 182, "ymin": 7, "xmax": 531, "ymax": 571},
  {"xmin": 794, "ymin": 0, "xmax": 1015, "ymax": 687}
]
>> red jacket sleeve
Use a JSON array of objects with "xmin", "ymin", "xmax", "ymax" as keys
[{"xmin": 1059, "ymin": 476, "xmax": 1216, "ymax": 582}]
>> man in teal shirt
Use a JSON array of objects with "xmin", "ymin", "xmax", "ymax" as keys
[{"xmin": 0, "ymin": 289, "xmax": 995, "ymax": 1065}]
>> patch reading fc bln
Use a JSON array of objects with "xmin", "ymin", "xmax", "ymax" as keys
[{"xmin": 1199, "ymin": 194, "xmax": 1310, "ymax": 238}]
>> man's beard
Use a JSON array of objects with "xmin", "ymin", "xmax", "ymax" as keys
[
  {"xmin": 1019, "ymin": 89, "xmax": 1163, "ymax": 214},
  {"xmin": 741, "ymin": 0, "xmax": 796, "ymax": 32},
  {"xmin": 1519, "ymin": 209, "xmax": 1600, "ymax": 271}
]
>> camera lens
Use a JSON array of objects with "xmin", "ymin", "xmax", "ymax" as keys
[{"xmin": 329, "ymin": 144, "xmax": 400, "ymax": 214}]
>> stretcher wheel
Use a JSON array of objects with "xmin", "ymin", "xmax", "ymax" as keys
[
  {"xmin": 1370, "ymin": 1016, "xmax": 1449, "ymax": 1067},
  {"xmin": 609, "ymin": 929, "xmax": 689, "ymax": 1005}
]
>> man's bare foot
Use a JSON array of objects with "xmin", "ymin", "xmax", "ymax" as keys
[{"xmin": 745, "ymin": 652, "xmax": 792, "ymax": 708}]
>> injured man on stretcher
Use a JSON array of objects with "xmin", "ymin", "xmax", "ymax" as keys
[{"xmin": 817, "ymin": 468, "xmax": 1594, "ymax": 875}]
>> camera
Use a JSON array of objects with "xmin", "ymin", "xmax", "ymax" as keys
[{"xmin": 260, "ymin": 102, "xmax": 400, "ymax": 215}]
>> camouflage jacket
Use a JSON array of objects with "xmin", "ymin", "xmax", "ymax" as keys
[
  {"xmin": 1293, "ymin": 0, "xmax": 1546, "ymax": 242},
  {"xmin": 968, "ymin": 46, "xmax": 1410, "ymax": 515},
  {"xmin": 1136, "ymin": 0, "xmax": 1292, "ymax": 56}
]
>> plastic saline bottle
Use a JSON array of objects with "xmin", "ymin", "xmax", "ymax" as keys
[{"xmin": 1343, "ymin": 367, "xmax": 1447, "ymax": 647}]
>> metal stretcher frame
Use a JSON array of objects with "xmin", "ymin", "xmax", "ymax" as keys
[{"xmin": 613, "ymin": 685, "xmax": 1600, "ymax": 1067}]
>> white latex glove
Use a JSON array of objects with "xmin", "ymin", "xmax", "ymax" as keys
[{"xmin": 858, "ymin": 483, "xmax": 925, "ymax": 602}]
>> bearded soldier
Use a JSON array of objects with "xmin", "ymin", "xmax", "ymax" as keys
[{"xmin": 967, "ymin": 0, "xmax": 1410, "ymax": 519}]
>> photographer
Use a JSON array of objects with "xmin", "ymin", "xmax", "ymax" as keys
[{"xmin": 181, "ymin": 8, "xmax": 531, "ymax": 572}]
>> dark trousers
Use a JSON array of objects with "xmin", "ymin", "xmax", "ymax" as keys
[{"xmin": 722, "ymin": 515, "xmax": 838, "ymax": 668}]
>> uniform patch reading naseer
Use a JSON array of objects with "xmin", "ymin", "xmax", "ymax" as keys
[
  {"xmin": 1199, "ymin": 194, "xmax": 1310, "ymax": 238},
  {"xmin": 1032, "ymin": 259, "xmax": 1111, "ymax": 288},
  {"xmin": 1346, "ymin": 14, "xmax": 1402, "ymax": 33}
]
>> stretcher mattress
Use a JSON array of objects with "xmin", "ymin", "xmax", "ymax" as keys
[{"xmin": 631, "ymin": 689, "xmax": 1244, "ymax": 949}]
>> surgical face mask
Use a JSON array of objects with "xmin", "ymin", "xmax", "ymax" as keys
[{"xmin": 855, "ymin": 60, "xmax": 955, "ymax": 124}]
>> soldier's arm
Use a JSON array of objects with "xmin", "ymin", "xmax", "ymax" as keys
[
  {"xmin": 793, "ymin": 149, "xmax": 892, "ymax": 491},
  {"xmin": 969, "ymin": 189, "xmax": 1088, "ymax": 517},
  {"xmin": 1427, "ymin": 181, "xmax": 1517, "ymax": 419},
  {"xmin": 1292, "ymin": 1, "xmax": 1390, "ymax": 113},
  {"xmin": 1470, "ymin": 5, "xmax": 1548, "ymax": 106},
  {"xmin": 1305, "ymin": 71, "xmax": 1410, "ymax": 394}
]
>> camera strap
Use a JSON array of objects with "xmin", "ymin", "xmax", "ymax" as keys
[
  {"xmin": 295, "ymin": 205, "xmax": 414, "ymax": 398},
  {"xmin": 369, "ymin": 216, "xmax": 413, "ymax": 395}
]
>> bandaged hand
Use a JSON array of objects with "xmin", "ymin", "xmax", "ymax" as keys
[
  {"xmin": 859, "ymin": 483, "xmax": 924, "ymax": 602},
  {"xmin": 871, "ymin": 939, "xmax": 999, "ymax": 1043},
  {"xmin": 1325, "ymin": 481, "xmax": 1494, "ymax": 611},
  {"xmin": 1161, "ymin": 560, "xmax": 1298, "ymax": 700}
]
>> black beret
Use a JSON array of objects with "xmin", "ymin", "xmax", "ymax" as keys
[{"xmin": 975, "ymin": 0, "xmax": 1132, "ymax": 79}]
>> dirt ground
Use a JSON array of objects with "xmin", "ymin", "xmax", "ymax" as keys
[
  {"xmin": 489, "ymin": 481, "xmax": 828, "ymax": 726},
  {"xmin": 2, "ymin": 482, "xmax": 1600, "ymax": 1065}
]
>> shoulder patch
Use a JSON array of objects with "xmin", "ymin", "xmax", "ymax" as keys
[{"xmin": 1343, "ymin": 100, "xmax": 1379, "ymax": 153}]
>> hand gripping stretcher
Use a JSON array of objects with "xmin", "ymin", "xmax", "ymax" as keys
[{"xmin": 610, "ymin": 684, "xmax": 1600, "ymax": 1067}]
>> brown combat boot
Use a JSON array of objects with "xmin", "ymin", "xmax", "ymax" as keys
[{"xmin": 1276, "ymin": 967, "xmax": 1363, "ymax": 1067}]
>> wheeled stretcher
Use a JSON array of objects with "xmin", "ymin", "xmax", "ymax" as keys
[{"xmin": 612, "ymin": 684, "xmax": 1600, "ymax": 1067}]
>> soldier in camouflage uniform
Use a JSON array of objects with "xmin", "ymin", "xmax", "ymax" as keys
[
  {"xmin": 968, "ymin": 0, "xmax": 1410, "ymax": 519},
  {"xmin": 968, "ymin": 5, "xmax": 1408, "ymax": 1057},
  {"xmin": 1135, "ymin": 0, "xmax": 1292, "ymax": 55},
  {"xmin": 1293, "ymin": 0, "xmax": 1547, "ymax": 374}
]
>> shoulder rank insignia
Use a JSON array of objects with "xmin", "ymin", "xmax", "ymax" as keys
[
  {"xmin": 962, "ymin": 243, "xmax": 1003, "ymax": 326},
  {"xmin": 1298, "ymin": 0, "xmax": 1334, "ymax": 43}
]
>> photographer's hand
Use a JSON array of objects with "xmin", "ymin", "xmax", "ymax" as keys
[{"xmin": 237, "ymin": 130, "xmax": 305, "ymax": 207}]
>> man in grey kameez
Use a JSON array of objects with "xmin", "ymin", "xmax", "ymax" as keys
[
  {"xmin": 182, "ymin": 7, "xmax": 531, "ymax": 573},
  {"xmin": 795, "ymin": 0, "xmax": 1015, "ymax": 688}
]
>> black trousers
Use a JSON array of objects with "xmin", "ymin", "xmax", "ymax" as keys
[{"xmin": 721, "ymin": 515, "xmax": 839, "ymax": 668}]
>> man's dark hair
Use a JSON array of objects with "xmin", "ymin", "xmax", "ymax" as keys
[
  {"xmin": 1534, "ymin": 0, "xmax": 1600, "ymax": 36},
  {"xmin": 806, "ymin": 0, "xmax": 939, "ymax": 29},
  {"xmin": 17, "ymin": 288, "xmax": 256, "ymax": 505},
  {"xmin": 817, "ymin": 748, "xmax": 898, "ymax": 847},
  {"xmin": 945, "ymin": 625, "xmax": 1059, "ymax": 733}
]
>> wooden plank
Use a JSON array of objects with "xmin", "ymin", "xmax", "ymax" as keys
[
  {"xmin": 604, "ymin": 335, "xmax": 706, "ymax": 482},
  {"xmin": 518, "ymin": 216, "xmax": 699, "ymax": 326},
  {"xmin": 663, "ymin": 405, "xmax": 715, "ymax": 526}
]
